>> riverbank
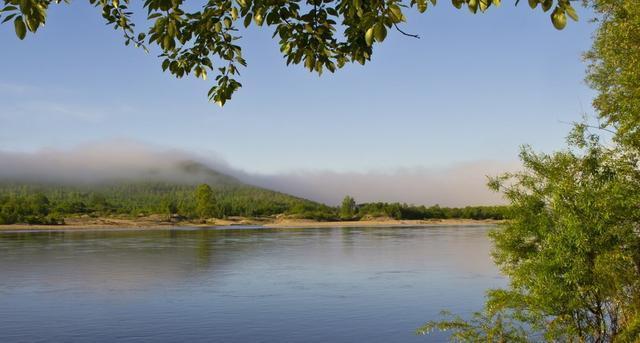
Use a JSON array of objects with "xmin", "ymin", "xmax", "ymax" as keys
[
  {"xmin": 0, "ymin": 216, "xmax": 502, "ymax": 231},
  {"xmin": 264, "ymin": 218, "xmax": 501, "ymax": 228}
]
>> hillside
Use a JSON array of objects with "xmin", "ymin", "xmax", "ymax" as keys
[
  {"xmin": 0, "ymin": 160, "xmax": 331, "ymax": 224},
  {"xmin": 0, "ymin": 160, "xmax": 508, "ymax": 226}
]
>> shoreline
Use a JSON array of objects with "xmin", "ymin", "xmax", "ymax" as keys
[{"xmin": 0, "ymin": 218, "xmax": 501, "ymax": 231}]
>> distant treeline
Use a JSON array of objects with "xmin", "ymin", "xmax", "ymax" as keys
[
  {"xmin": 353, "ymin": 202, "xmax": 507, "ymax": 221},
  {"xmin": 0, "ymin": 182, "xmax": 507, "ymax": 225},
  {"xmin": 0, "ymin": 182, "xmax": 318, "ymax": 224}
]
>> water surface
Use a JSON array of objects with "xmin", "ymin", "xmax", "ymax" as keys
[{"xmin": 0, "ymin": 226, "xmax": 506, "ymax": 342}]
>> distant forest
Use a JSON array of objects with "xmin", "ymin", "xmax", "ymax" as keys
[{"xmin": 0, "ymin": 182, "xmax": 507, "ymax": 225}]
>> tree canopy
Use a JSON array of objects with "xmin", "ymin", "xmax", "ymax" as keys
[
  {"xmin": 339, "ymin": 195, "xmax": 356, "ymax": 219},
  {"xmin": 1, "ymin": 0, "xmax": 580, "ymax": 106},
  {"xmin": 585, "ymin": 0, "xmax": 640, "ymax": 149},
  {"xmin": 419, "ymin": 0, "xmax": 640, "ymax": 340}
]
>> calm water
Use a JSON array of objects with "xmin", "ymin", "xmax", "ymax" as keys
[{"xmin": 0, "ymin": 226, "xmax": 506, "ymax": 342}]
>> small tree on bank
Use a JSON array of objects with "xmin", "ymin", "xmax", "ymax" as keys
[
  {"xmin": 161, "ymin": 197, "xmax": 178, "ymax": 220},
  {"xmin": 340, "ymin": 195, "xmax": 356, "ymax": 220},
  {"xmin": 194, "ymin": 184, "xmax": 216, "ymax": 219}
]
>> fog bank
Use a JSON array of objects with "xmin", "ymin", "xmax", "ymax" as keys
[
  {"xmin": 0, "ymin": 141, "xmax": 518, "ymax": 206},
  {"xmin": 247, "ymin": 161, "xmax": 516, "ymax": 207}
]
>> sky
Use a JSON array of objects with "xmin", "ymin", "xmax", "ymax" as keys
[{"xmin": 0, "ymin": 2, "xmax": 597, "ymax": 205}]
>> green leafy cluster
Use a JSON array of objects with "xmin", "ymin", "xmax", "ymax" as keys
[
  {"xmin": 586, "ymin": 0, "xmax": 640, "ymax": 149},
  {"xmin": 340, "ymin": 195, "xmax": 356, "ymax": 219},
  {"xmin": 422, "ymin": 0, "xmax": 640, "ymax": 341},
  {"xmin": 422, "ymin": 131, "xmax": 640, "ymax": 342},
  {"xmin": 1, "ymin": 0, "xmax": 579, "ymax": 106},
  {"xmin": 295, "ymin": 198, "xmax": 509, "ymax": 221},
  {"xmin": 356, "ymin": 201, "xmax": 508, "ymax": 220},
  {"xmin": 417, "ymin": 308, "xmax": 529, "ymax": 342},
  {"xmin": 0, "ymin": 193, "xmax": 64, "ymax": 225}
]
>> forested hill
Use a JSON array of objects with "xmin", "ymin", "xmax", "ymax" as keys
[
  {"xmin": 0, "ymin": 160, "xmax": 508, "ymax": 225},
  {"xmin": 0, "ymin": 159, "xmax": 332, "ymax": 224}
]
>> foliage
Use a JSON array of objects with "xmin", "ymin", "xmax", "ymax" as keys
[
  {"xmin": 0, "ymin": 181, "xmax": 508, "ymax": 224},
  {"xmin": 288, "ymin": 201, "xmax": 340, "ymax": 220},
  {"xmin": 161, "ymin": 196, "xmax": 178, "ymax": 218},
  {"xmin": 0, "ymin": 193, "xmax": 64, "ymax": 225},
  {"xmin": 356, "ymin": 202, "xmax": 507, "ymax": 220},
  {"xmin": 423, "ymin": 129, "xmax": 640, "ymax": 342},
  {"xmin": 585, "ymin": 0, "xmax": 640, "ymax": 150},
  {"xmin": 340, "ymin": 195, "xmax": 356, "ymax": 219},
  {"xmin": 0, "ymin": 181, "xmax": 321, "ymax": 222},
  {"xmin": 422, "ymin": 0, "xmax": 640, "ymax": 340},
  {"xmin": 417, "ymin": 308, "xmax": 529, "ymax": 342},
  {"xmin": 195, "ymin": 183, "xmax": 217, "ymax": 218},
  {"xmin": 1, "ymin": 0, "xmax": 579, "ymax": 106}
]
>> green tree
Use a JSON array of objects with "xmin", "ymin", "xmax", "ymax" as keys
[
  {"xmin": 161, "ymin": 197, "xmax": 179, "ymax": 219},
  {"xmin": 194, "ymin": 183, "xmax": 216, "ymax": 219},
  {"xmin": 585, "ymin": 0, "xmax": 640, "ymax": 150},
  {"xmin": 0, "ymin": 0, "xmax": 579, "ymax": 106},
  {"xmin": 420, "ymin": 0, "xmax": 640, "ymax": 340},
  {"xmin": 421, "ymin": 130, "xmax": 640, "ymax": 342},
  {"xmin": 340, "ymin": 195, "xmax": 356, "ymax": 219},
  {"xmin": 88, "ymin": 193, "xmax": 111, "ymax": 213},
  {"xmin": 28, "ymin": 193, "xmax": 50, "ymax": 216}
]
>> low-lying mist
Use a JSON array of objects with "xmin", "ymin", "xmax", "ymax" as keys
[{"xmin": 0, "ymin": 141, "xmax": 518, "ymax": 207}]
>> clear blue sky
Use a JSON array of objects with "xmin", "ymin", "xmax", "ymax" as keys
[{"xmin": 0, "ymin": 2, "xmax": 596, "ymax": 174}]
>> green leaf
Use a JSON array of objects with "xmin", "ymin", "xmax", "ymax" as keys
[
  {"xmin": 2, "ymin": 13, "xmax": 17, "ymax": 24},
  {"xmin": 468, "ymin": 0, "xmax": 478, "ymax": 14},
  {"xmin": 389, "ymin": 5, "xmax": 404, "ymax": 22},
  {"xmin": 417, "ymin": 0, "xmax": 427, "ymax": 13},
  {"xmin": 364, "ymin": 27, "xmax": 374, "ymax": 46},
  {"xmin": 551, "ymin": 7, "xmax": 567, "ymax": 30},
  {"xmin": 565, "ymin": 5, "xmax": 578, "ymax": 21},
  {"xmin": 0, "ymin": 5, "xmax": 18, "ymax": 13},
  {"xmin": 304, "ymin": 54, "xmax": 315, "ymax": 70},
  {"xmin": 479, "ymin": 0, "xmax": 489, "ymax": 12},
  {"xmin": 253, "ymin": 11, "xmax": 263, "ymax": 26},
  {"xmin": 528, "ymin": 0, "xmax": 538, "ymax": 9},
  {"xmin": 14, "ymin": 16, "xmax": 26, "ymax": 40},
  {"xmin": 373, "ymin": 23, "xmax": 386, "ymax": 42}
]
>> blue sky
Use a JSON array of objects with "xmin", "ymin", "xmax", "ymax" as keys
[{"xmin": 0, "ymin": 1, "xmax": 596, "ymax": 174}]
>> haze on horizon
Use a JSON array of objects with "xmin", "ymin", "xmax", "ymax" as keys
[{"xmin": 0, "ymin": 141, "xmax": 515, "ymax": 207}]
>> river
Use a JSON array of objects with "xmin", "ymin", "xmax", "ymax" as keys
[{"xmin": 0, "ymin": 225, "xmax": 506, "ymax": 342}]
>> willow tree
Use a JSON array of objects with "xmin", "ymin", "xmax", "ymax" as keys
[
  {"xmin": 1, "ymin": 0, "xmax": 579, "ymax": 105},
  {"xmin": 419, "ymin": 0, "xmax": 640, "ymax": 341}
]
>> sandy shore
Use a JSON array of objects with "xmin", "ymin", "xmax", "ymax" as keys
[
  {"xmin": 0, "ymin": 216, "xmax": 501, "ymax": 231},
  {"xmin": 263, "ymin": 218, "xmax": 501, "ymax": 228}
]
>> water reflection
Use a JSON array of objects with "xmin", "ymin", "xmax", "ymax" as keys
[{"xmin": 0, "ymin": 226, "xmax": 506, "ymax": 342}]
